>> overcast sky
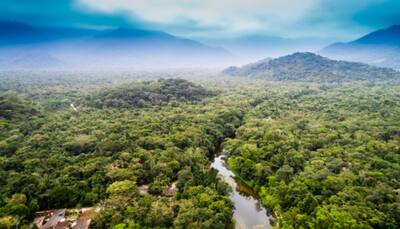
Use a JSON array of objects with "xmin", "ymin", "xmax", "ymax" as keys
[{"xmin": 1, "ymin": 0, "xmax": 400, "ymax": 41}]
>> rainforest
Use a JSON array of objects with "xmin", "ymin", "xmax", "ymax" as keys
[
  {"xmin": 1, "ymin": 1, "xmax": 400, "ymax": 228},
  {"xmin": 0, "ymin": 70, "xmax": 399, "ymax": 228}
]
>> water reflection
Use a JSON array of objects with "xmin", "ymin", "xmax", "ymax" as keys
[{"xmin": 211, "ymin": 156, "xmax": 273, "ymax": 229}]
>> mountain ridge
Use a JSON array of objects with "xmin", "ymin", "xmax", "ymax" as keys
[
  {"xmin": 223, "ymin": 52, "xmax": 399, "ymax": 82},
  {"xmin": 353, "ymin": 24, "xmax": 400, "ymax": 45},
  {"xmin": 0, "ymin": 21, "xmax": 231, "ymax": 69},
  {"xmin": 320, "ymin": 24, "xmax": 400, "ymax": 69}
]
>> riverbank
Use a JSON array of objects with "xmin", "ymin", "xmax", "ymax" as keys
[
  {"xmin": 224, "ymin": 157, "xmax": 279, "ymax": 228},
  {"xmin": 212, "ymin": 155, "xmax": 273, "ymax": 229}
]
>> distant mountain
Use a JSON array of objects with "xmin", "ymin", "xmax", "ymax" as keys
[
  {"xmin": 0, "ymin": 21, "xmax": 96, "ymax": 45},
  {"xmin": 320, "ymin": 25, "xmax": 400, "ymax": 70},
  {"xmin": 222, "ymin": 52, "xmax": 400, "ymax": 82},
  {"xmin": 89, "ymin": 27, "xmax": 225, "ymax": 55},
  {"xmin": 355, "ymin": 25, "xmax": 400, "ymax": 45},
  {"xmin": 201, "ymin": 35, "xmax": 329, "ymax": 62},
  {"xmin": 0, "ymin": 21, "xmax": 230, "ymax": 69},
  {"xmin": 0, "ymin": 21, "xmax": 39, "ymax": 43}
]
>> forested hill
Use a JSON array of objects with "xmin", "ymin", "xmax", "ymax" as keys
[
  {"xmin": 223, "ymin": 52, "xmax": 400, "ymax": 82},
  {"xmin": 0, "ymin": 95, "xmax": 37, "ymax": 120},
  {"xmin": 1, "ymin": 72, "xmax": 400, "ymax": 228},
  {"xmin": 82, "ymin": 78, "xmax": 217, "ymax": 109},
  {"xmin": 0, "ymin": 75, "xmax": 242, "ymax": 229}
]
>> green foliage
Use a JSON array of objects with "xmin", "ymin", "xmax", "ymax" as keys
[
  {"xmin": 223, "ymin": 52, "xmax": 400, "ymax": 83},
  {"xmin": 1, "ymin": 71, "xmax": 399, "ymax": 229},
  {"xmin": 173, "ymin": 186, "xmax": 234, "ymax": 229},
  {"xmin": 0, "ymin": 75, "xmax": 240, "ymax": 228},
  {"xmin": 0, "ymin": 216, "xmax": 18, "ymax": 229},
  {"xmin": 64, "ymin": 134, "xmax": 96, "ymax": 155},
  {"xmin": 0, "ymin": 94, "xmax": 36, "ymax": 120},
  {"xmin": 84, "ymin": 78, "xmax": 217, "ymax": 109},
  {"xmin": 224, "ymin": 82, "xmax": 400, "ymax": 228},
  {"xmin": 107, "ymin": 180, "xmax": 138, "ymax": 197}
]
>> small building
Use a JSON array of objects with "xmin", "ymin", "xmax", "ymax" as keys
[
  {"xmin": 73, "ymin": 216, "xmax": 91, "ymax": 229},
  {"xmin": 40, "ymin": 209, "xmax": 66, "ymax": 229},
  {"xmin": 32, "ymin": 207, "xmax": 95, "ymax": 229},
  {"xmin": 164, "ymin": 182, "xmax": 177, "ymax": 197},
  {"xmin": 138, "ymin": 185, "xmax": 149, "ymax": 196}
]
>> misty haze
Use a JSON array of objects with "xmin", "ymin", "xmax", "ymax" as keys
[{"xmin": 0, "ymin": 1, "xmax": 399, "ymax": 229}]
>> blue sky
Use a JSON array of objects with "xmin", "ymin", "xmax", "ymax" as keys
[{"xmin": 1, "ymin": 0, "xmax": 399, "ymax": 41}]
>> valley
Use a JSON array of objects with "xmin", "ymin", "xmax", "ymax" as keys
[
  {"xmin": 1, "ymin": 1, "xmax": 400, "ymax": 229},
  {"xmin": 1, "ymin": 69, "xmax": 399, "ymax": 229}
]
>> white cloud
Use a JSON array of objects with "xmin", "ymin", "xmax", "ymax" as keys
[
  {"xmin": 76, "ymin": 0, "xmax": 398, "ymax": 39},
  {"xmin": 77, "ymin": 0, "xmax": 316, "ymax": 36}
]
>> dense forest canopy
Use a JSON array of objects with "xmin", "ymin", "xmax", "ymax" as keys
[
  {"xmin": 0, "ymin": 94, "xmax": 36, "ymax": 120},
  {"xmin": 0, "ymin": 70, "xmax": 399, "ymax": 229},
  {"xmin": 224, "ymin": 83, "xmax": 400, "ymax": 228},
  {"xmin": 0, "ymin": 74, "xmax": 244, "ymax": 228},
  {"xmin": 82, "ymin": 78, "xmax": 218, "ymax": 109},
  {"xmin": 223, "ymin": 52, "xmax": 400, "ymax": 83}
]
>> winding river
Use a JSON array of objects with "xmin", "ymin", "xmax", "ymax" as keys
[{"xmin": 211, "ymin": 156, "xmax": 273, "ymax": 229}]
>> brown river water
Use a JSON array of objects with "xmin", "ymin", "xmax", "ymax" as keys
[{"xmin": 211, "ymin": 155, "xmax": 273, "ymax": 229}]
